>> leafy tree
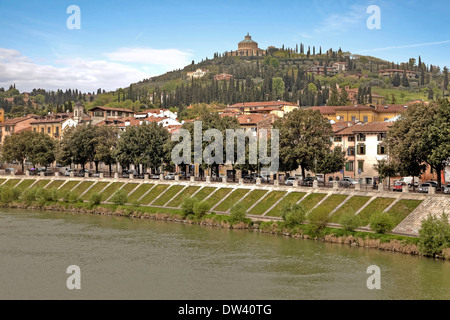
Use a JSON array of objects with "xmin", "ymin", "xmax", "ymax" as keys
[
  {"xmin": 111, "ymin": 189, "xmax": 128, "ymax": 205},
  {"xmin": 93, "ymin": 126, "xmax": 119, "ymax": 174},
  {"xmin": 1, "ymin": 131, "xmax": 33, "ymax": 172},
  {"xmin": 181, "ymin": 197, "xmax": 198, "ymax": 218},
  {"xmin": 418, "ymin": 213, "xmax": 450, "ymax": 257},
  {"xmin": 115, "ymin": 122, "xmax": 170, "ymax": 174},
  {"xmin": 272, "ymin": 77, "xmax": 285, "ymax": 98},
  {"xmin": 373, "ymin": 160, "xmax": 399, "ymax": 187},
  {"xmin": 28, "ymin": 132, "xmax": 56, "ymax": 168},
  {"xmin": 274, "ymin": 108, "xmax": 333, "ymax": 179},
  {"xmin": 281, "ymin": 203, "xmax": 306, "ymax": 227},
  {"xmin": 58, "ymin": 125, "xmax": 98, "ymax": 170},
  {"xmin": 315, "ymin": 146, "xmax": 345, "ymax": 185},
  {"xmin": 386, "ymin": 100, "xmax": 450, "ymax": 187},
  {"xmin": 193, "ymin": 200, "xmax": 210, "ymax": 218},
  {"xmin": 327, "ymin": 85, "xmax": 340, "ymax": 106}
]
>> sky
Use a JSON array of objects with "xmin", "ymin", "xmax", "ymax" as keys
[{"xmin": 0, "ymin": 0, "xmax": 449, "ymax": 92}]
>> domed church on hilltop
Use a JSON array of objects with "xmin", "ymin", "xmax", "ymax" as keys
[{"xmin": 227, "ymin": 33, "xmax": 266, "ymax": 57}]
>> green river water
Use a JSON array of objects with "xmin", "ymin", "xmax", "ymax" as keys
[{"xmin": 0, "ymin": 209, "xmax": 448, "ymax": 300}]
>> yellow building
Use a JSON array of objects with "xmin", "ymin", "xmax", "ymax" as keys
[
  {"xmin": 309, "ymin": 105, "xmax": 407, "ymax": 123},
  {"xmin": 0, "ymin": 108, "xmax": 4, "ymax": 123},
  {"xmin": 30, "ymin": 114, "xmax": 77, "ymax": 141}
]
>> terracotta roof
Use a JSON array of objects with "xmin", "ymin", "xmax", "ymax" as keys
[
  {"xmin": 90, "ymin": 106, "xmax": 134, "ymax": 113},
  {"xmin": 138, "ymin": 109, "xmax": 161, "ymax": 114},
  {"xmin": 30, "ymin": 118, "xmax": 70, "ymax": 124},
  {"xmin": 15, "ymin": 127, "xmax": 32, "ymax": 133},
  {"xmin": 309, "ymin": 104, "xmax": 408, "ymax": 114},
  {"xmin": 336, "ymin": 122, "xmax": 393, "ymax": 135},
  {"xmin": 0, "ymin": 116, "xmax": 32, "ymax": 126},
  {"xmin": 331, "ymin": 121, "xmax": 355, "ymax": 133},
  {"xmin": 236, "ymin": 113, "xmax": 278, "ymax": 125},
  {"xmin": 249, "ymin": 106, "xmax": 280, "ymax": 112},
  {"xmin": 228, "ymin": 101, "xmax": 296, "ymax": 109}
]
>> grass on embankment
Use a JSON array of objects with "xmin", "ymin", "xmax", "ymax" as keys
[
  {"xmin": 121, "ymin": 183, "xmax": 140, "ymax": 196},
  {"xmin": 329, "ymin": 196, "xmax": 371, "ymax": 223},
  {"xmin": 58, "ymin": 180, "xmax": 81, "ymax": 193},
  {"xmin": 100, "ymin": 182, "xmax": 124, "ymax": 200},
  {"xmin": 206, "ymin": 188, "xmax": 233, "ymax": 208},
  {"xmin": 213, "ymin": 188, "xmax": 249, "ymax": 212},
  {"xmin": 70, "ymin": 181, "xmax": 95, "ymax": 197},
  {"xmin": 80, "ymin": 182, "xmax": 110, "ymax": 200},
  {"xmin": 127, "ymin": 184, "xmax": 154, "ymax": 203},
  {"xmin": 248, "ymin": 191, "xmax": 286, "ymax": 215},
  {"xmin": 192, "ymin": 187, "xmax": 216, "ymax": 201},
  {"xmin": 31, "ymin": 180, "xmax": 51, "ymax": 189},
  {"xmin": 300, "ymin": 193, "xmax": 327, "ymax": 213},
  {"xmin": 266, "ymin": 192, "xmax": 306, "ymax": 217},
  {"xmin": 45, "ymin": 180, "xmax": 65, "ymax": 190},
  {"xmin": 309, "ymin": 194, "xmax": 349, "ymax": 216},
  {"xmin": 387, "ymin": 199, "xmax": 423, "ymax": 226},
  {"xmin": 238, "ymin": 190, "xmax": 268, "ymax": 212},
  {"xmin": 14, "ymin": 179, "xmax": 35, "ymax": 190},
  {"xmin": 4, "ymin": 179, "xmax": 22, "ymax": 188},
  {"xmin": 358, "ymin": 197, "xmax": 395, "ymax": 226},
  {"xmin": 140, "ymin": 184, "xmax": 170, "ymax": 205},
  {"xmin": 166, "ymin": 186, "xmax": 200, "ymax": 207},
  {"xmin": 152, "ymin": 185, "xmax": 185, "ymax": 206}
]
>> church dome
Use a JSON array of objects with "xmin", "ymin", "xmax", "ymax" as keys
[{"xmin": 239, "ymin": 33, "xmax": 257, "ymax": 44}]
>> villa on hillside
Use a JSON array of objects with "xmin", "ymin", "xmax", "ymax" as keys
[
  {"xmin": 378, "ymin": 69, "xmax": 417, "ymax": 79},
  {"xmin": 187, "ymin": 69, "xmax": 209, "ymax": 79},
  {"xmin": 227, "ymin": 101, "xmax": 298, "ymax": 116}
]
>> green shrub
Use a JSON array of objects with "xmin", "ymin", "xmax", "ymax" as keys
[
  {"xmin": 22, "ymin": 188, "xmax": 38, "ymax": 204},
  {"xmin": 181, "ymin": 197, "xmax": 198, "ymax": 218},
  {"xmin": 193, "ymin": 200, "xmax": 210, "ymax": 218},
  {"xmin": 281, "ymin": 203, "xmax": 306, "ymax": 227},
  {"xmin": 35, "ymin": 188, "xmax": 53, "ymax": 202},
  {"xmin": 308, "ymin": 207, "xmax": 330, "ymax": 235},
  {"xmin": 230, "ymin": 203, "xmax": 247, "ymax": 223},
  {"xmin": 339, "ymin": 210, "xmax": 361, "ymax": 231},
  {"xmin": 418, "ymin": 213, "xmax": 450, "ymax": 257},
  {"xmin": 132, "ymin": 199, "xmax": 140, "ymax": 207},
  {"xmin": 89, "ymin": 192, "xmax": 103, "ymax": 206},
  {"xmin": 62, "ymin": 191, "xmax": 79, "ymax": 203},
  {"xmin": 111, "ymin": 189, "xmax": 128, "ymax": 205},
  {"xmin": 0, "ymin": 186, "xmax": 21, "ymax": 203},
  {"xmin": 369, "ymin": 212, "xmax": 395, "ymax": 234}
]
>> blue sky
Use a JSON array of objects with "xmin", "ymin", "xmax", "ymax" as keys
[{"xmin": 1, "ymin": 0, "xmax": 449, "ymax": 92}]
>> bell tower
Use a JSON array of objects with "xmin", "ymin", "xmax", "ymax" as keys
[{"xmin": 73, "ymin": 101, "xmax": 84, "ymax": 124}]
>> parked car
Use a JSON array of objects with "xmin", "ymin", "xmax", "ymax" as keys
[
  {"xmin": 339, "ymin": 177, "xmax": 359, "ymax": 187},
  {"xmin": 5, "ymin": 168, "xmax": 16, "ymax": 174},
  {"xmin": 444, "ymin": 184, "xmax": 450, "ymax": 194},
  {"xmin": 393, "ymin": 181, "xmax": 407, "ymax": 192},
  {"xmin": 65, "ymin": 169, "xmax": 74, "ymax": 177},
  {"xmin": 92, "ymin": 171, "xmax": 103, "ymax": 177},
  {"xmin": 151, "ymin": 173, "xmax": 161, "ymax": 179},
  {"xmin": 398, "ymin": 177, "xmax": 420, "ymax": 187},
  {"xmin": 78, "ymin": 169, "xmax": 90, "ymax": 177},
  {"xmin": 418, "ymin": 183, "xmax": 430, "ymax": 193},
  {"xmin": 252, "ymin": 174, "xmax": 270, "ymax": 182},
  {"xmin": 121, "ymin": 169, "xmax": 137, "ymax": 178},
  {"xmin": 285, "ymin": 176, "xmax": 300, "ymax": 186},
  {"xmin": 424, "ymin": 181, "xmax": 438, "ymax": 188},
  {"xmin": 164, "ymin": 173, "xmax": 176, "ymax": 180},
  {"xmin": 301, "ymin": 176, "xmax": 316, "ymax": 187}
]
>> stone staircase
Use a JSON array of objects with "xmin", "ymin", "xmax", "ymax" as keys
[{"xmin": 393, "ymin": 196, "xmax": 450, "ymax": 235}]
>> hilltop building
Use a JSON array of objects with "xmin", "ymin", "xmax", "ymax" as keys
[{"xmin": 227, "ymin": 33, "xmax": 266, "ymax": 57}]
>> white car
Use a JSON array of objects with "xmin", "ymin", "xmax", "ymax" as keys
[
  {"xmin": 285, "ymin": 176, "xmax": 299, "ymax": 186},
  {"xmin": 164, "ymin": 173, "xmax": 176, "ymax": 180},
  {"xmin": 444, "ymin": 184, "xmax": 450, "ymax": 194}
]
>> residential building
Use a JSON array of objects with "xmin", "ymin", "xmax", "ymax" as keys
[
  {"xmin": 89, "ymin": 106, "xmax": 134, "ymax": 125},
  {"xmin": 0, "ymin": 108, "xmax": 4, "ymax": 123},
  {"xmin": 187, "ymin": 69, "xmax": 209, "ymax": 79},
  {"xmin": 134, "ymin": 108, "xmax": 178, "ymax": 120},
  {"xmin": 307, "ymin": 65, "xmax": 338, "ymax": 76},
  {"xmin": 342, "ymin": 86, "xmax": 386, "ymax": 105},
  {"xmin": 0, "ymin": 115, "xmax": 39, "ymax": 143},
  {"xmin": 378, "ymin": 69, "xmax": 417, "ymax": 80},
  {"xmin": 227, "ymin": 101, "xmax": 298, "ymax": 116},
  {"xmin": 30, "ymin": 113, "xmax": 77, "ymax": 141},
  {"xmin": 236, "ymin": 113, "xmax": 279, "ymax": 137},
  {"xmin": 333, "ymin": 62, "xmax": 348, "ymax": 71},
  {"xmin": 227, "ymin": 33, "xmax": 266, "ymax": 57},
  {"xmin": 333, "ymin": 122, "xmax": 393, "ymax": 185},
  {"xmin": 309, "ymin": 104, "xmax": 407, "ymax": 123},
  {"xmin": 214, "ymin": 73, "xmax": 234, "ymax": 81}
]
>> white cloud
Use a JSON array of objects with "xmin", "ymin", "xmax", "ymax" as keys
[
  {"xmin": 0, "ymin": 47, "xmax": 192, "ymax": 92},
  {"xmin": 105, "ymin": 47, "xmax": 193, "ymax": 71},
  {"xmin": 313, "ymin": 5, "xmax": 366, "ymax": 34}
]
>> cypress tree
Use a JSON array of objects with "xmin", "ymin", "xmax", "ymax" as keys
[{"xmin": 401, "ymin": 71, "xmax": 410, "ymax": 87}]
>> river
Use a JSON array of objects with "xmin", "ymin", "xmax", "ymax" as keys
[{"xmin": 0, "ymin": 208, "xmax": 448, "ymax": 300}]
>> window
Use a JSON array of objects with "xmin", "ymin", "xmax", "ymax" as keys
[
  {"xmin": 357, "ymin": 144, "xmax": 366, "ymax": 155},
  {"xmin": 55, "ymin": 127, "xmax": 59, "ymax": 135},
  {"xmin": 347, "ymin": 147, "xmax": 355, "ymax": 156},
  {"xmin": 363, "ymin": 116, "xmax": 368, "ymax": 123},
  {"xmin": 358, "ymin": 161, "xmax": 364, "ymax": 172},
  {"xmin": 41, "ymin": 128, "xmax": 44, "ymax": 133},
  {"xmin": 377, "ymin": 144, "xmax": 386, "ymax": 155},
  {"xmin": 384, "ymin": 118, "xmax": 389, "ymax": 121},
  {"xmin": 345, "ymin": 161, "xmax": 354, "ymax": 171},
  {"xmin": 334, "ymin": 136, "xmax": 342, "ymax": 142},
  {"xmin": 351, "ymin": 116, "xmax": 356, "ymax": 122},
  {"xmin": 47, "ymin": 127, "xmax": 51, "ymax": 134},
  {"xmin": 33, "ymin": 128, "xmax": 36, "ymax": 132},
  {"xmin": 377, "ymin": 133, "xmax": 386, "ymax": 141},
  {"xmin": 348, "ymin": 136, "xmax": 355, "ymax": 142},
  {"xmin": 357, "ymin": 134, "xmax": 366, "ymax": 141}
]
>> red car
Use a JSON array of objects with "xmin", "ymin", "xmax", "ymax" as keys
[{"xmin": 393, "ymin": 181, "xmax": 406, "ymax": 192}]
